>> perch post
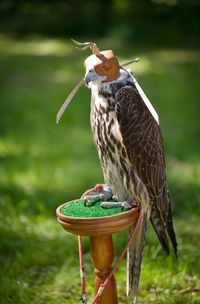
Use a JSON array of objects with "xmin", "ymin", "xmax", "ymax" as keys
[{"xmin": 90, "ymin": 235, "xmax": 117, "ymax": 303}]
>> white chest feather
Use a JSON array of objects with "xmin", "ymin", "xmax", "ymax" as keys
[{"xmin": 91, "ymin": 93, "xmax": 128, "ymax": 200}]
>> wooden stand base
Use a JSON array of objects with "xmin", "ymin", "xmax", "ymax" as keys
[
  {"xmin": 90, "ymin": 235, "xmax": 118, "ymax": 304},
  {"xmin": 56, "ymin": 200, "xmax": 139, "ymax": 304}
]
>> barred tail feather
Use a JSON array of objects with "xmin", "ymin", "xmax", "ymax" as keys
[
  {"xmin": 150, "ymin": 207, "xmax": 170, "ymax": 255},
  {"xmin": 166, "ymin": 204, "xmax": 178, "ymax": 257},
  {"xmin": 127, "ymin": 210, "xmax": 150, "ymax": 302}
]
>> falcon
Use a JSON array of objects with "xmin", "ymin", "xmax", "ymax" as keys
[{"xmin": 58, "ymin": 40, "xmax": 177, "ymax": 302}]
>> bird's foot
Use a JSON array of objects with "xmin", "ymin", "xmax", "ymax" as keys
[
  {"xmin": 82, "ymin": 184, "xmax": 113, "ymax": 207},
  {"xmin": 101, "ymin": 201, "xmax": 122, "ymax": 208},
  {"xmin": 101, "ymin": 198, "xmax": 137, "ymax": 210},
  {"xmin": 121, "ymin": 198, "xmax": 137, "ymax": 210}
]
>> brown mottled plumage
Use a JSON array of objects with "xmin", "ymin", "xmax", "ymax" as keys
[{"xmin": 85, "ymin": 65, "xmax": 177, "ymax": 302}]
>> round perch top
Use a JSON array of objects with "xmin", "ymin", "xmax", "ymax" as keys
[
  {"xmin": 84, "ymin": 50, "xmax": 120, "ymax": 82},
  {"xmin": 56, "ymin": 199, "xmax": 139, "ymax": 237}
]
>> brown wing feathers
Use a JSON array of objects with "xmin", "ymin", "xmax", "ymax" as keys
[
  {"xmin": 116, "ymin": 86, "xmax": 177, "ymax": 255},
  {"xmin": 116, "ymin": 87, "xmax": 167, "ymax": 214}
]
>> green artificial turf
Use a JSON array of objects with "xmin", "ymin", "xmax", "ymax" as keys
[{"xmin": 60, "ymin": 200, "xmax": 128, "ymax": 217}]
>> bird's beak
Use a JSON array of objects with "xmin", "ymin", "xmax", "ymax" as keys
[
  {"xmin": 85, "ymin": 72, "xmax": 93, "ymax": 85},
  {"xmin": 85, "ymin": 70, "xmax": 102, "ymax": 85}
]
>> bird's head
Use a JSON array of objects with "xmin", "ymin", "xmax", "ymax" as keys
[
  {"xmin": 56, "ymin": 40, "xmax": 138, "ymax": 123},
  {"xmin": 84, "ymin": 50, "xmax": 120, "ymax": 87},
  {"xmin": 72, "ymin": 40, "xmax": 120, "ymax": 87}
]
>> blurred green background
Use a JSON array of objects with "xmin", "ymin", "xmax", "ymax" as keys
[{"xmin": 0, "ymin": 0, "xmax": 200, "ymax": 303}]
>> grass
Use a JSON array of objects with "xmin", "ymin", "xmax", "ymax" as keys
[
  {"xmin": 60, "ymin": 200, "xmax": 130, "ymax": 217},
  {"xmin": 0, "ymin": 34, "xmax": 200, "ymax": 303}
]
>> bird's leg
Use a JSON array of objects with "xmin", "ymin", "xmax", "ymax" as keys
[
  {"xmin": 82, "ymin": 184, "xmax": 113, "ymax": 206},
  {"xmin": 82, "ymin": 185, "xmax": 138, "ymax": 210}
]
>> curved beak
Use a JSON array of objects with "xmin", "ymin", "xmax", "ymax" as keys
[{"xmin": 85, "ymin": 70, "xmax": 100, "ymax": 85}]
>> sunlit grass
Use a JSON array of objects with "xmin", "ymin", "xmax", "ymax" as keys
[
  {"xmin": 0, "ymin": 35, "xmax": 200, "ymax": 303},
  {"xmin": 0, "ymin": 34, "xmax": 72, "ymax": 56}
]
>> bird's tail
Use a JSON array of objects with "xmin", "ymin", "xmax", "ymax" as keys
[
  {"xmin": 150, "ymin": 206, "xmax": 170, "ymax": 255},
  {"xmin": 153, "ymin": 185, "xmax": 177, "ymax": 257},
  {"xmin": 166, "ymin": 203, "xmax": 177, "ymax": 257},
  {"xmin": 150, "ymin": 203, "xmax": 177, "ymax": 257},
  {"xmin": 127, "ymin": 209, "xmax": 151, "ymax": 302}
]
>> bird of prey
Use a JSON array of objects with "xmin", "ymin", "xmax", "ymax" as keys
[{"xmin": 58, "ymin": 40, "xmax": 177, "ymax": 302}]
